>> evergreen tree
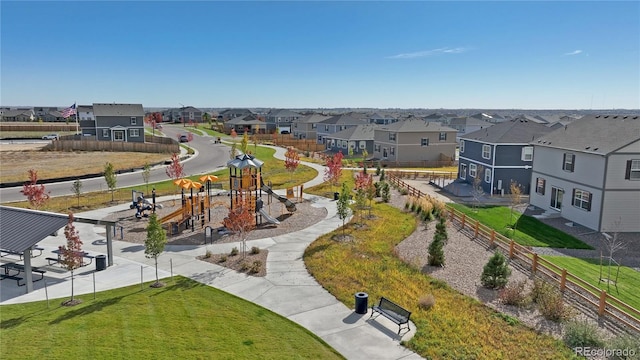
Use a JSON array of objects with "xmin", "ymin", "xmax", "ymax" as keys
[
  {"xmin": 428, "ymin": 232, "xmax": 445, "ymax": 267},
  {"xmin": 379, "ymin": 168, "xmax": 385, "ymax": 181},
  {"xmin": 435, "ymin": 216, "xmax": 448, "ymax": 244},
  {"xmin": 481, "ymin": 251, "xmax": 511, "ymax": 289}
]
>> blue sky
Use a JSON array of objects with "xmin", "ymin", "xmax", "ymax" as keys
[{"xmin": 2, "ymin": 1, "xmax": 639, "ymax": 109}]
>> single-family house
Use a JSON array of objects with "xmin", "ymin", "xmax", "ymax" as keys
[
  {"xmin": 292, "ymin": 113, "xmax": 331, "ymax": 140},
  {"xmin": 448, "ymin": 117, "xmax": 494, "ymax": 142},
  {"xmin": 458, "ymin": 119, "xmax": 555, "ymax": 195},
  {"xmin": 1, "ymin": 109, "xmax": 33, "ymax": 122},
  {"xmin": 529, "ymin": 114, "xmax": 640, "ymax": 232},
  {"xmin": 218, "ymin": 108, "xmax": 256, "ymax": 122},
  {"xmin": 265, "ymin": 109, "xmax": 302, "ymax": 133},
  {"xmin": 325, "ymin": 124, "xmax": 377, "ymax": 155},
  {"xmin": 369, "ymin": 113, "xmax": 398, "ymax": 125},
  {"xmin": 373, "ymin": 118, "xmax": 457, "ymax": 163},
  {"xmin": 161, "ymin": 106, "xmax": 203, "ymax": 123},
  {"xmin": 77, "ymin": 105, "xmax": 96, "ymax": 136},
  {"xmin": 224, "ymin": 114, "xmax": 266, "ymax": 134},
  {"xmin": 90, "ymin": 103, "xmax": 145, "ymax": 143},
  {"xmin": 316, "ymin": 114, "xmax": 368, "ymax": 145}
]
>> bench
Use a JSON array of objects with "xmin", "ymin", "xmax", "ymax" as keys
[
  {"xmin": 46, "ymin": 257, "xmax": 61, "ymax": 266},
  {"xmin": 1, "ymin": 263, "xmax": 47, "ymax": 282},
  {"xmin": 51, "ymin": 250, "xmax": 95, "ymax": 267},
  {"xmin": 0, "ymin": 274, "xmax": 24, "ymax": 286},
  {"xmin": 369, "ymin": 297, "xmax": 412, "ymax": 334}
]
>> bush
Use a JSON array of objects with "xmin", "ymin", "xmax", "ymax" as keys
[
  {"xmin": 230, "ymin": 247, "xmax": 239, "ymax": 256},
  {"xmin": 481, "ymin": 251, "xmax": 511, "ymax": 289},
  {"xmin": 381, "ymin": 182, "xmax": 391, "ymax": 203},
  {"xmin": 530, "ymin": 278, "xmax": 554, "ymax": 304},
  {"xmin": 428, "ymin": 233, "xmax": 445, "ymax": 267},
  {"xmin": 239, "ymin": 261, "xmax": 250, "ymax": 271},
  {"xmin": 204, "ymin": 250, "xmax": 212, "ymax": 259},
  {"xmin": 563, "ymin": 319, "xmax": 605, "ymax": 348},
  {"xmin": 250, "ymin": 260, "xmax": 262, "ymax": 274},
  {"xmin": 218, "ymin": 255, "xmax": 227, "ymax": 263},
  {"xmin": 494, "ymin": 312, "xmax": 520, "ymax": 326},
  {"xmin": 608, "ymin": 333, "xmax": 640, "ymax": 360},
  {"xmin": 498, "ymin": 280, "xmax": 529, "ymax": 306},
  {"xmin": 250, "ymin": 246, "xmax": 260, "ymax": 255},
  {"xmin": 375, "ymin": 162, "xmax": 381, "ymax": 176},
  {"xmin": 379, "ymin": 169, "xmax": 385, "ymax": 181},
  {"xmin": 418, "ymin": 294, "xmax": 436, "ymax": 310},
  {"xmin": 535, "ymin": 284, "xmax": 573, "ymax": 322}
]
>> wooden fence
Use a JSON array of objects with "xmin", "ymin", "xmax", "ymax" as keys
[
  {"xmin": 45, "ymin": 139, "xmax": 179, "ymax": 154},
  {"xmin": 387, "ymin": 173, "xmax": 640, "ymax": 334},
  {"xmin": 365, "ymin": 160, "xmax": 456, "ymax": 168},
  {"xmin": 0, "ymin": 123, "xmax": 77, "ymax": 132}
]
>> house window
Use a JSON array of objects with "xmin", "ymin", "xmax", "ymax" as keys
[
  {"xmin": 421, "ymin": 138, "xmax": 429, "ymax": 146},
  {"xmin": 189, "ymin": 112, "xmax": 194, "ymax": 120},
  {"xmin": 324, "ymin": 125, "xmax": 329, "ymax": 131},
  {"xmin": 330, "ymin": 139, "xmax": 335, "ymax": 147},
  {"xmin": 312, "ymin": 124, "xmax": 317, "ymax": 129},
  {"xmin": 349, "ymin": 141, "xmax": 356, "ymax": 149},
  {"xmin": 294, "ymin": 123, "xmax": 297, "ymax": 128},
  {"xmin": 482, "ymin": 145, "xmax": 491, "ymax": 159},
  {"xmin": 130, "ymin": 117, "xmax": 137, "ymax": 125},
  {"xmin": 460, "ymin": 140, "xmax": 465, "ymax": 153},
  {"xmin": 359, "ymin": 141, "xmax": 366, "ymax": 149},
  {"xmin": 102, "ymin": 129, "xmax": 109, "ymax": 137},
  {"xmin": 563, "ymin": 153, "xmax": 575, "ymax": 172},
  {"xmin": 383, "ymin": 148, "xmax": 388, "ymax": 158},
  {"xmin": 469, "ymin": 163, "xmax": 477, "ymax": 178},
  {"xmin": 521, "ymin": 146, "xmax": 533, "ymax": 161},
  {"xmin": 130, "ymin": 129, "xmax": 140, "ymax": 137},
  {"xmin": 460, "ymin": 164, "xmax": 467, "ymax": 179},
  {"xmin": 484, "ymin": 168, "xmax": 491, "ymax": 183},
  {"xmin": 375, "ymin": 144, "xmax": 380, "ymax": 152},
  {"xmin": 572, "ymin": 189, "xmax": 592, "ymax": 211},
  {"xmin": 113, "ymin": 130, "xmax": 125, "ymax": 141},
  {"xmin": 536, "ymin": 178, "xmax": 546, "ymax": 195},
  {"xmin": 342, "ymin": 140, "xmax": 347, "ymax": 149},
  {"xmin": 317, "ymin": 135, "xmax": 322, "ymax": 142},
  {"xmin": 439, "ymin": 132, "xmax": 447, "ymax": 141},
  {"xmin": 389, "ymin": 133, "xmax": 396, "ymax": 141},
  {"xmin": 625, "ymin": 160, "xmax": 640, "ymax": 180},
  {"xmin": 390, "ymin": 147, "xmax": 395, "ymax": 155}
]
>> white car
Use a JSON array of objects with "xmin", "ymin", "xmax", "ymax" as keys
[{"xmin": 42, "ymin": 133, "xmax": 59, "ymax": 140}]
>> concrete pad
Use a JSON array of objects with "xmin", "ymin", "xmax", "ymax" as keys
[
  {"xmin": 217, "ymin": 276, "xmax": 275, "ymax": 302},
  {"xmin": 265, "ymin": 251, "xmax": 304, "ymax": 262},
  {"xmin": 254, "ymin": 285, "xmax": 337, "ymax": 317},
  {"xmin": 322, "ymin": 324, "xmax": 417, "ymax": 360},
  {"xmin": 264, "ymin": 271, "xmax": 320, "ymax": 286},
  {"xmin": 266, "ymin": 260, "xmax": 308, "ymax": 273},
  {"xmin": 288, "ymin": 302, "xmax": 365, "ymax": 337}
]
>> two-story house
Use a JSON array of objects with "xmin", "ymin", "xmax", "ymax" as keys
[
  {"xmin": 90, "ymin": 103, "xmax": 145, "ymax": 143},
  {"xmin": 315, "ymin": 114, "xmax": 368, "ymax": 145},
  {"xmin": 218, "ymin": 108, "xmax": 255, "ymax": 122},
  {"xmin": 325, "ymin": 124, "xmax": 377, "ymax": 155},
  {"xmin": 448, "ymin": 117, "xmax": 494, "ymax": 142},
  {"xmin": 224, "ymin": 114, "xmax": 266, "ymax": 134},
  {"xmin": 373, "ymin": 118, "xmax": 457, "ymax": 163},
  {"xmin": 369, "ymin": 112, "xmax": 398, "ymax": 125},
  {"xmin": 292, "ymin": 113, "xmax": 331, "ymax": 140},
  {"xmin": 162, "ymin": 106, "xmax": 203, "ymax": 123},
  {"xmin": 458, "ymin": 119, "xmax": 554, "ymax": 195},
  {"xmin": 265, "ymin": 109, "xmax": 301, "ymax": 133},
  {"xmin": 529, "ymin": 114, "xmax": 640, "ymax": 232}
]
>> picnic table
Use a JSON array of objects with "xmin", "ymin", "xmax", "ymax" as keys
[
  {"xmin": 0, "ymin": 246, "xmax": 45, "ymax": 259},
  {"xmin": 0, "ymin": 263, "xmax": 47, "ymax": 285},
  {"xmin": 51, "ymin": 249, "xmax": 95, "ymax": 267}
]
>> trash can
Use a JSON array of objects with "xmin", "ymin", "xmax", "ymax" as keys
[
  {"xmin": 355, "ymin": 292, "xmax": 368, "ymax": 314},
  {"xmin": 334, "ymin": 192, "xmax": 339, "ymax": 201},
  {"xmin": 95, "ymin": 255, "xmax": 107, "ymax": 271}
]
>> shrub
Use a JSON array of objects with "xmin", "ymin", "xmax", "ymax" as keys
[
  {"xmin": 379, "ymin": 169, "xmax": 385, "ymax": 181},
  {"xmin": 415, "ymin": 204, "xmax": 422, "ymax": 214},
  {"xmin": 428, "ymin": 233, "xmax": 445, "ymax": 267},
  {"xmin": 250, "ymin": 260, "xmax": 262, "ymax": 274},
  {"xmin": 498, "ymin": 280, "xmax": 529, "ymax": 306},
  {"xmin": 418, "ymin": 294, "xmax": 436, "ymax": 310},
  {"xmin": 404, "ymin": 201, "xmax": 410, "ymax": 210},
  {"xmin": 218, "ymin": 255, "xmax": 227, "ymax": 263},
  {"xmin": 562, "ymin": 319, "xmax": 605, "ymax": 348},
  {"xmin": 608, "ymin": 333, "xmax": 640, "ymax": 360},
  {"xmin": 230, "ymin": 247, "xmax": 239, "ymax": 256},
  {"xmin": 375, "ymin": 163, "xmax": 381, "ymax": 176},
  {"xmin": 536, "ymin": 285, "xmax": 573, "ymax": 322},
  {"xmin": 381, "ymin": 182, "xmax": 391, "ymax": 202},
  {"xmin": 493, "ymin": 312, "xmax": 520, "ymax": 326},
  {"xmin": 481, "ymin": 251, "xmax": 511, "ymax": 289},
  {"xmin": 399, "ymin": 188, "xmax": 408, "ymax": 196},
  {"xmin": 204, "ymin": 250, "xmax": 212, "ymax": 259},
  {"xmin": 239, "ymin": 261, "xmax": 250, "ymax": 271},
  {"xmin": 530, "ymin": 278, "xmax": 555, "ymax": 304},
  {"xmin": 250, "ymin": 246, "xmax": 260, "ymax": 255},
  {"xmin": 430, "ymin": 278, "xmax": 449, "ymax": 289}
]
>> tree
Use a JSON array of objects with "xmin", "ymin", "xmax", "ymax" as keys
[
  {"xmin": 348, "ymin": 144, "xmax": 354, "ymax": 163},
  {"xmin": 240, "ymin": 132, "xmax": 249, "ymax": 154},
  {"xmin": 508, "ymin": 180, "xmax": 523, "ymax": 237},
  {"xmin": 223, "ymin": 195, "xmax": 255, "ymax": 259},
  {"xmin": 355, "ymin": 171, "xmax": 373, "ymax": 218},
  {"xmin": 380, "ymin": 181, "xmax": 391, "ymax": 203},
  {"xmin": 145, "ymin": 213, "xmax": 167, "ymax": 287},
  {"xmin": 60, "ymin": 213, "xmax": 83, "ymax": 305},
  {"xmin": 481, "ymin": 251, "xmax": 511, "ymax": 289},
  {"xmin": 601, "ymin": 218, "xmax": 627, "ymax": 292},
  {"xmin": 434, "ymin": 216, "xmax": 448, "ymax": 244},
  {"xmin": 187, "ymin": 132, "xmax": 194, "ymax": 142},
  {"xmin": 165, "ymin": 153, "xmax": 185, "ymax": 199},
  {"xmin": 203, "ymin": 112, "xmax": 212, "ymax": 128},
  {"xmin": 142, "ymin": 162, "xmax": 151, "ymax": 194},
  {"xmin": 230, "ymin": 128, "xmax": 238, "ymax": 139},
  {"xmin": 229, "ymin": 142, "xmax": 238, "ymax": 160},
  {"xmin": 284, "ymin": 146, "xmax": 300, "ymax": 181},
  {"xmin": 361, "ymin": 149, "xmax": 369, "ymax": 174},
  {"xmin": 323, "ymin": 151, "xmax": 344, "ymax": 191},
  {"xmin": 336, "ymin": 182, "xmax": 351, "ymax": 238},
  {"xmin": 71, "ymin": 179, "xmax": 82, "ymax": 207},
  {"xmin": 470, "ymin": 164, "xmax": 485, "ymax": 211},
  {"xmin": 21, "ymin": 169, "xmax": 50, "ymax": 210},
  {"xmin": 428, "ymin": 231, "xmax": 445, "ymax": 267},
  {"xmin": 103, "ymin": 162, "xmax": 117, "ymax": 202}
]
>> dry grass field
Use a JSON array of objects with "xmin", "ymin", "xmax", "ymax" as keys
[{"xmin": 0, "ymin": 143, "xmax": 170, "ymax": 183}]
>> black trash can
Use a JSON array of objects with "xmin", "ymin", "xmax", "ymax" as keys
[
  {"xmin": 355, "ymin": 292, "xmax": 368, "ymax": 314},
  {"xmin": 95, "ymin": 255, "xmax": 107, "ymax": 271},
  {"xmin": 334, "ymin": 192, "xmax": 339, "ymax": 201}
]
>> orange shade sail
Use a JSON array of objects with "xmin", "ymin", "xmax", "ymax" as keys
[{"xmin": 199, "ymin": 174, "xmax": 219, "ymax": 182}]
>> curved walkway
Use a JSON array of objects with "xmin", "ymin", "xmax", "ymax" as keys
[{"xmin": 1, "ymin": 148, "xmax": 423, "ymax": 360}]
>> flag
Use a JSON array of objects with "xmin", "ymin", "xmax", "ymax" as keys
[{"xmin": 61, "ymin": 103, "xmax": 76, "ymax": 118}]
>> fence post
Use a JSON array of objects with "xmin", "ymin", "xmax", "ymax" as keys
[
  {"xmin": 461, "ymin": 214, "xmax": 466, "ymax": 229},
  {"xmin": 531, "ymin": 253, "xmax": 538, "ymax": 274},
  {"xmin": 474, "ymin": 221, "xmax": 479, "ymax": 238},
  {"xmin": 598, "ymin": 290, "xmax": 607, "ymax": 316},
  {"xmin": 560, "ymin": 269, "xmax": 567, "ymax": 292},
  {"xmin": 449, "ymin": 208, "xmax": 454, "ymax": 222},
  {"xmin": 490, "ymin": 230, "xmax": 495, "ymax": 246},
  {"xmin": 509, "ymin": 240, "xmax": 515, "ymax": 259}
]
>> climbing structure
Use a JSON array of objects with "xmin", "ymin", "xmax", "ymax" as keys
[{"xmin": 227, "ymin": 153, "xmax": 263, "ymax": 221}]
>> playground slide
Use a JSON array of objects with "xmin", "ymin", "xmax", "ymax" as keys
[
  {"xmin": 260, "ymin": 180, "xmax": 297, "ymax": 212},
  {"xmin": 159, "ymin": 207, "xmax": 185, "ymax": 224},
  {"xmin": 258, "ymin": 208, "xmax": 280, "ymax": 225}
]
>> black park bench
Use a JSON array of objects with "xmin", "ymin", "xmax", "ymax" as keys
[{"xmin": 369, "ymin": 297, "xmax": 412, "ymax": 334}]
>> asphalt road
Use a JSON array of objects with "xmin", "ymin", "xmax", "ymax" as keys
[{"xmin": 0, "ymin": 125, "xmax": 229, "ymax": 203}]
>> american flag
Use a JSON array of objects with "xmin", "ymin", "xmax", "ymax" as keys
[{"xmin": 61, "ymin": 103, "xmax": 76, "ymax": 118}]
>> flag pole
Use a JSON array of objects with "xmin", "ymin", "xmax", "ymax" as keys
[{"xmin": 75, "ymin": 101, "xmax": 79, "ymax": 135}]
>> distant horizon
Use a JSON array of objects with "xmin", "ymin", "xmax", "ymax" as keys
[{"xmin": 2, "ymin": 2, "xmax": 638, "ymax": 109}]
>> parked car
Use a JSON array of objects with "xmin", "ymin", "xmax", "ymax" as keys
[
  {"xmin": 179, "ymin": 135, "xmax": 189, "ymax": 143},
  {"xmin": 42, "ymin": 133, "xmax": 59, "ymax": 140},
  {"xmin": 280, "ymin": 130, "xmax": 290, "ymax": 134}
]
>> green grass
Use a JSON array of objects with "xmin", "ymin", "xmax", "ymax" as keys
[
  {"xmin": 304, "ymin": 170, "xmax": 355, "ymax": 198},
  {"xmin": 541, "ymin": 256, "xmax": 640, "ymax": 320},
  {"xmin": 303, "ymin": 202, "xmax": 576, "ymax": 359},
  {"xmin": 0, "ymin": 277, "xmax": 344, "ymax": 360},
  {"xmin": 449, "ymin": 204, "xmax": 593, "ymax": 249}
]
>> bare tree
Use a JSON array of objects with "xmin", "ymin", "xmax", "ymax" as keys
[
  {"xmin": 470, "ymin": 165, "xmax": 485, "ymax": 211},
  {"xmin": 508, "ymin": 180, "xmax": 523, "ymax": 238},
  {"xmin": 600, "ymin": 218, "xmax": 626, "ymax": 291}
]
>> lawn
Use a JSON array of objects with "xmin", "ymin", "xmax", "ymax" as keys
[
  {"xmin": 448, "ymin": 204, "xmax": 593, "ymax": 249},
  {"xmin": 541, "ymin": 256, "xmax": 640, "ymax": 320},
  {"xmin": 303, "ymin": 202, "xmax": 575, "ymax": 359},
  {"xmin": 0, "ymin": 277, "xmax": 343, "ymax": 360}
]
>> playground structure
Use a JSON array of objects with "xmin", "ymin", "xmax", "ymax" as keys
[
  {"xmin": 227, "ymin": 154, "xmax": 297, "ymax": 227},
  {"xmin": 129, "ymin": 190, "xmax": 164, "ymax": 219},
  {"xmin": 159, "ymin": 190, "xmax": 212, "ymax": 235}
]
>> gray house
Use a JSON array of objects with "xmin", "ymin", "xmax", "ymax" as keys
[
  {"xmin": 369, "ymin": 113, "xmax": 398, "ymax": 125},
  {"xmin": 448, "ymin": 117, "xmax": 494, "ymax": 142},
  {"xmin": 90, "ymin": 103, "xmax": 145, "ymax": 143},
  {"xmin": 529, "ymin": 114, "xmax": 640, "ymax": 232},
  {"xmin": 373, "ymin": 118, "xmax": 457, "ymax": 163},
  {"xmin": 219, "ymin": 108, "xmax": 255, "ymax": 122},
  {"xmin": 316, "ymin": 114, "xmax": 368, "ymax": 145},
  {"xmin": 325, "ymin": 124, "xmax": 376, "ymax": 155},
  {"xmin": 162, "ymin": 106, "xmax": 203, "ymax": 123},
  {"xmin": 292, "ymin": 113, "xmax": 331, "ymax": 140},
  {"xmin": 265, "ymin": 109, "xmax": 301, "ymax": 133},
  {"xmin": 458, "ymin": 119, "xmax": 555, "ymax": 195},
  {"xmin": 223, "ymin": 114, "xmax": 266, "ymax": 134}
]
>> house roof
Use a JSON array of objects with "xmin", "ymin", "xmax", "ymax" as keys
[
  {"xmin": 227, "ymin": 154, "xmax": 264, "ymax": 169},
  {"xmin": 327, "ymin": 124, "xmax": 376, "ymax": 141},
  {"xmin": 295, "ymin": 113, "xmax": 331, "ymax": 124},
  {"xmin": 267, "ymin": 109, "xmax": 301, "ymax": 117},
  {"xmin": 77, "ymin": 105, "xmax": 93, "ymax": 112},
  {"xmin": 219, "ymin": 108, "xmax": 255, "ymax": 116},
  {"xmin": 379, "ymin": 118, "xmax": 456, "ymax": 133},
  {"xmin": 1, "ymin": 109, "xmax": 32, "ymax": 117},
  {"xmin": 93, "ymin": 103, "xmax": 144, "ymax": 117},
  {"xmin": 462, "ymin": 119, "xmax": 554, "ymax": 143},
  {"xmin": 319, "ymin": 114, "xmax": 368, "ymax": 125},
  {"xmin": 369, "ymin": 112, "xmax": 396, "ymax": 120},
  {"xmin": 533, "ymin": 114, "xmax": 640, "ymax": 155},
  {"xmin": 225, "ymin": 114, "xmax": 263, "ymax": 125},
  {"xmin": 449, "ymin": 117, "xmax": 494, "ymax": 127}
]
